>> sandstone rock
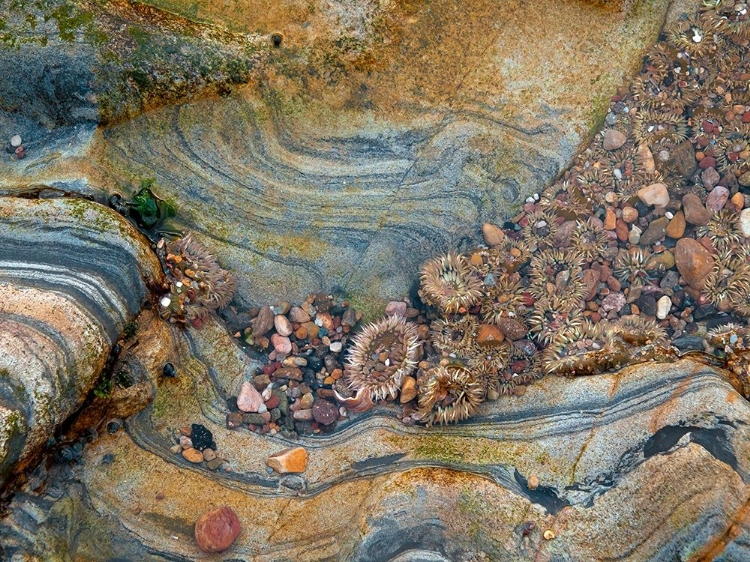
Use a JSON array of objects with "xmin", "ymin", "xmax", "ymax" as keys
[
  {"xmin": 194, "ymin": 507, "xmax": 241, "ymax": 553},
  {"xmin": 675, "ymin": 238, "xmax": 715, "ymax": 290},
  {"xmin": 665, "ymin": 211, "xmax": 686, "ymax": 239},
  {"xmin": 482, "ymin": 223, "xmax": 505, "ymax": 246},
  {"xmin": 476, "ymin": 323, "xmax": 505, "ymax": 346},
  {"xmin": 237, "ymin": 381, "xmax": 263, "ymax": 413},
  {"xmin": 603, "ymin": 129, "xmax": 627, "ymax": 150},
  {"xmin": 399, "ymin": 376, "xmax": 418, "ymax": 403},
  {"xmin": 682, "ymin": 194, "xmax": 712, "ymax": 226},
  {"xmin": 603, "ymin": 208, "xmax": 616, "ymax": 230},
  {"xmin": 637, "ymin": 183, "xmax": 669, "ymax": 207},
  {"xmin": 705, "ymin": 185, "xmax": 729, "ymax": 212},
  {"xmin": 267, "ymin": 447, "xmax": 308, "ymax": 474}
]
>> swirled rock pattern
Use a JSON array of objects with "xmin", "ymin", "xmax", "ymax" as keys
[
  {"xmin": 1, "ymin": 315, "xmax": 747, "ymax": 560},
  {"xmin": 0, "ymin": 0, "xmax": 696, "ymax": 312},
  {"xmin": 0, "ymin": 197, "xmax": 161, "ymax": 483}
]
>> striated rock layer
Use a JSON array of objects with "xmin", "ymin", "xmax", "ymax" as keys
[
  {"xmin": 1, "ymin": 316, "xmax": 747, "ymax": 560},
  {"xmin": 0, "ymin": 197, "xmax": 162, "ymax": 483}
]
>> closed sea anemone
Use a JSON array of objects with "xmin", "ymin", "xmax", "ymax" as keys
[
  {"xmin": 160, "ymin": 233, "xmax": 237, "ymax": 324},
  {"xmin": 715, "ymin": 2, "xmax": 750, "ymax": 40},
  {"xmin": 541, "ymin": 320, "xmax": 626, "ymax": 376},
  {"xmin": 480, "ymin": 274, "xmax": 525, "ymax": 325},
  {"xmin": 613, "ymin": 316, "xmax": 667, "ymax": 346},
  {"xmin": 430, "ymin": 316, "xmax": 479, "ymax": 356},
  {"xmin": 614, "ymin": 247, "xmax": 652, "ymax": 287},
  {"xmin": 576, "ymin": 167, "xmax": 614, "ymax": 205},
  {"xmin": 419, "ymin": 252, "xmax": 483, "ymax": 313},
  {"xmin": 345, "ymin": 316, "xmax": 421, "ymax": 401},
  {"xmin": 528, "ymin": 296, "xmax": 584, "ymax": 346},
  {"xmin": 417, "ymin": 365, "xmax": 485, "ymax": 425},
  {"xmin": 633, "ymin": 109, "xmax": 690, "ymax": 148},
  {"xmin": 706, "ymin": 323, "xmax": 750, "ymax": 348}
]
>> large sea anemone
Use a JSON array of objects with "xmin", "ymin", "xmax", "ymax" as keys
[
  {"xmin": 417, "ymin": 365, "xmax": 485, "ymax": 425},
  {"xmin": 419, "ymin": 253, "xmax": 483, "ymax": 313}
]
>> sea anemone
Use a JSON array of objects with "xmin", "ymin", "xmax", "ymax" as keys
[
  {"xmin": 633, "ymin": 109, "xmax": 691, "ymax": 148},
  {"xmin": 706, "ymin": 323, "xmax": 750, "ymax": 348},
  {"xmin": 631, "ymin": 45, "xmax": 670, "ymax": 109},
  {"xmin": 417, "ymin": 365, "xmax": 485, "ymax": 425},
  {"xmin": 667, "ymin": 14, "xmax": 722, "ymax": 57},
  {"xmin": 715, "ymin": 2, "xmax": 750, "ymax": 41},
  {"xmin": 716, "ymin": 128, "xmax": 750, "ymax": 175},
  {"xmin": 576, "ymin": 167, "xmax": 614, "ymax": 205},
  {"xmin": 528, "ymin": 297, "xmax": 584, "ymax": 346},
  {"xmin": 613, "ymin": 316, "xmax": 667, "ymax": 346},
  {"xmin": 571, "ymin": 218, "xmax": 609, "ymax": 261},
  {"xmin": 345, "ymin": 316, "xmax": 421, "ymax": 401},
  {"xmin": 541, "ymin": 320, "xmax": 626, "ymax": 376},
  {"xmin": 430, "ymin": 316, "xmax": 479, "ymax": 356},
  {"xmin": 696, "ymin": 209, "xmax": 744, "ymax": 252},
  {"xmin": 159, "ymin": 233, "xmax": 237, "ymax": 324},
  {"xmin": 614, "ymin": 247, "xmax": 652, "ymax": 287},
  {"xmin": 419, "ymin": 252, "xmax": 484, "ymax": 313},
  {"xmin": 522, "ymin": 210, "xmax": 558, "ymax": 249},
  {"xmin": 605, "ymin": 147, "xmax": 655, "ymax": 198},
  {"xmin": 528, "ymin": 249, "xmax": 586, "ymax": 303},
  {"xmin": 484, "ymin": 238, "xmax": 532, "ymax": 274},
  {"xmin": 480, "ymin": 274, "xmax": 525, "ymax": 325},
  {"xmin": 704, "ymin": 252, "xmax": 750, "ymax": 307},
  {"xmin": 540, "ymin": 181, "xmax": 591, "ymax": 220},
  {"xmin": 468, "ymin": 341, "xmax": 512, "ymax": 379}
]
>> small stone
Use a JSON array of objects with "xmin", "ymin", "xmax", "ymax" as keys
[
  {"xmin": 646, "ymin": 250, "xmax": 675, "ymax": 271},
  {"xmin": 312, "ymin": 399, "xmax": 338, "ymax": 425},
  {"xmin": 10, "ymin": 135, "xmax": 21, "ymax": 147},
  {"xmin": 300, "ymin": 392, "xmax": 315, "ymax": 409},
  {"xmin": 482, "ymin": 223, "xmax": 505, "ymax": 246},
  {"xmin": 293, "ymin": 409, "xmax": 314, "ymax": 421},
  {"xmin": 615, "ymin": 218, "xmax": 629, "ymax": 241},
  {"xmin": 303, "ymin": 321, "xmax": 319, "ymax": 339},
  {"xmin": 705, "ymin": 186, "xmax": 729, "ymax": 212},
  {"xmin": 739, "ymin": 172, "xmax": 750, "ymax": 188},
  {"xmin": 271, "ymin": 334, "xmax": 292, "ymax": 354},
  {"xmin": 528, "ymin": 474, "xmax": 539, "ymax": 490},
  {"xmin": 341, "ymin": 308, "xmax": 358, "ymax": 327},
  {"xmin": 665, "ymin": 211, "xmax": 686, "ymax": 239},
  {"xmin": 237, "ymin": 381, "xmax": 264, "ymax": 413},
  {"xmin": 476, "ymin": 323, "xmax": 505, "ymax": 346},
  {"xmin": 170, "ymin": 444, "xmax": 182, "ymax": 454},
  {"xmin": 252, "ymin": 306, "xmax": 274, "ymax": 336},
  {"xmin": 495, "ymin": 318, "xmax": 527, "ymax": 341},
  {"xmin": 329, "ymin": 341, "xmax": 342, "ymax": 353},
  {"xmin": 698, "ymin": 155, "xmax": 716, "ymax": 170},
  {"xmin": 385, "ymin": 301, "xmax": 407, "ymax": 317},
  {"xmin": 603, "ymin": 129, "xmax": 627, "ymax": 150},
  {"xmin": 203, "ymin": 448, "xmax": 217, "ymax": 462},
  {"xmin": 182, "ymin": 448, "xmax": 204, "ymax": 464},
  {"xmin": 701, "ymin": 167, "xmax": 720, "ymax": 189},
  {"xmin": 274, "ymin": 315, "xmax": 293, "ymax": 336},
  {"xmin": 581, "ymin": 269, "xmax": 600, "ymax": 301},
  {"xmin": 288, "ymin": 306, "xmax": 311, "ymax": 323},
  {"xmin": 600, "ymin": 292, "xmax": 626, "ymax": 313},
  {"xmin": 267, "ymin": 446, "xmax": 308, "ymax": 473},
  {"xmin": 628, "ymin": 225, "xmax": 641, "ymax": 245},
  {"xmin": 400, "ymin": 376, "xmax": 418, "ymax": 403},
  {"xmin": 731, "ymin": 192, "xmax": 745, "ymax": 209},
  {"xmin": 621, "ymin": 206, "xmax": 639, "ymax": 224},
  {"xmin": 207, "ymin": 458, "xmax": 225, "ymax": 471},
  {"xmin": 543, "ymin": 530, "xmax": 556, "ymax": 541},
  {"xmin": 675, "ymin": 238, "xmax": 715, "ymax": 290},
  {"xmin": 656, "ymin": 295, "xmax": 672, "ymax": 320},
  {"xmin": 603, "ymin": 208, "xmax": 616, "ymax": 230},
  {"xmin": 194, "ymin": 506, "xmax": 241, "ymax": 553},
  {"xmin": 639, "ymin": 217, "xmax": 669, "ymax": 246},
  {"xmin": 637, "ymin": 143, "xmax": 656, "ymax": 173},
  {"xmin": 226, "ymin": 412, "xmax": 243, "ymax": 429},
  {"xmin": 637, "ymin": 183, "xmax": 669, "ymax": 207},
  {"xmin": 682, "ymin": 194, "xmax": 712, "ymax": 226},
  {"xmin": 740, "ymin": 209, "xmax": 750, "ymax": 238}
]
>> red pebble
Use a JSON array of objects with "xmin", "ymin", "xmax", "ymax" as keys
[
  {"xmin": 743, "ymin": 112, "xmax": 750, "ymax": 124},
  {"xmin": 699, "ymin": 156, "xmax": 716, "ymax": 169},
  {"xmin": 264, "ymin": 394, "xmax": 280, "ymax": 409},
  {"xmin": 194, "ymin": 506, "xmax": 242, "ymax": 553}
]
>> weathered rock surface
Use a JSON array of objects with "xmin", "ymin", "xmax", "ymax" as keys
[
  {"xmin": 0, "ymin": 197, "xmax": 161, "ymax": 484},
  {"xmin": 0, "ymin": 315, "xmax": 747, "ymax": 560}
]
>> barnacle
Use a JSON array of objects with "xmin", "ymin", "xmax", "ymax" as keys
[
  {"xmin": 668, "ymin": 14, "xmax": 722, "ymax": 57},
  {"xmin": 480, "ymin": 274, "xmax": 525, "ymax": 325},
  {"xmin": 417, "ymin": 365, "xmax": 485, "ymax": 425},
  {"xmin": 160, "ymin": 233, "xmax": 237, "ymax": 324},
  {"xmin": 528, "ymin": 249, "xmax": 586, "ymax": 300},
  {"xmin": 696, "ymin": 209, "xmax": 744, "ymax": 252},
  {"xmin": 633, "ymin": 109, "xmax": 690, "ymax": 148},
  {"xmin": 541, "ymin": 321, "xmax": 626, "ymax": 376},
  {"xmin": 540, "ymin": 181, "xmax": 591, "ymax": 220},
  {"xmin": 571, "ymin": 219, "xmax": 609, "ymax": 261},
  {"xmin": 419, "ymin": 252, "xmax": 483, "ymax": 313},
  {"xmin": 430, "ymin": 316, "xmax": 479, "ymax": 356},
  {"xmin": 706, "ymin": 323, "xmax": 750, "ymax": 348},
  {"xmin": 716, "ymin": 128, "xmax": 750, "ymax": 175},
  {"xmin": 614, "ymin": 247, "xmax": 652, "ymax": 287},
  {"xmin": 703, "ymin": 252, "xmax": 750, "ymax": 307},
  {"xmin": 613, "ymin": 316, "xmax": 667, "ymax": 346},
  {"xmin": 528, "ymin": 297, "xmax": 584, "ymax": 346},
  {"xmin": 576, "ymin": 167, "xmax": 614, "ymax": 205},
  {"xmin": 345, "ymin": 316, "xmax": 421, "ymax": 401},
  {"xmin": 522, "ymin": 210, "xmax": 558, "ymax": 249}
]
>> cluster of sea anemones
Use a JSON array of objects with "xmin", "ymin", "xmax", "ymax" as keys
[{"xmin": 158, "ymin": 233, "xmax": 237, "ymax": 327}]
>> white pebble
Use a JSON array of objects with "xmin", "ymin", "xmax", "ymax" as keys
[
  {"xmin": 10, "ymin": 135, "xmax": 21, "ymax": 147},
  {"xmin": 665, "ymin": 211, "xmax": 674, "ymax": 219},
  {"xmin": 656, "ymin": 295, "xmax": 672, "ymax": 320},
  {"xmin": 159, "ymin": 296, "xmax": 171, "ymax": 308},
  {"xmin": 257, "ymin": 403, "xmax": 268, "ymax": 413},
  {"xmin": 329, "ymin": 341, "xmax": 342, "ymax": 353},
  {"xmin": 740, "ymin": 208, "xmax": 750, "ymax": 238},
  {"xmin": 526, "ymin": 196, "xmax": 535, "ymax": 203}
]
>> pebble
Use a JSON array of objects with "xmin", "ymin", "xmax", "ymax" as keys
[
  {"xmin": 637, "ymin": 144, "xmax": 656, "ymax": 173},
  {"xmin": 495, "ymin": 318, "xmax": 527, "ymax": 341},
  {"xmin": 10, "ymin": 135, "xmax": 21, "ymax": 147},
  {"xmin": 637, "ymin": 183, "xmax": 669, "ymax": 207},
  {"xmin": 603, "ymin": 208, "xmax": 616, "ymax": 230},
  {"xmin": 274, "ymin": 315, "xmax": 293, "ymax": 336},
  {"xmin": 293, "ymin": 409, "xmax": 314, "ymax": 421},
  {"xmin": 482, "ymin": 223, "xmax": 505, "ymax": 246},
  {"xmin": 705, "ymin": 186, "xmax": 729, "ymax": 212},
  {"xmin": 731, "ymin": 192, "xmax": 745, "ymax": 209},
  {"xmin": 203, "ymin": 448, "xmax": 217, "ymax": 462},
  {"xmin": 615, "ymin": 218, "xmax": 629, "ymax": 241},
  {"xmin": 698, "ymin": 155, "xmax": 716, "ymax": 170},
  {"xmin": 288, "ymin": 306, "xmax": 311, "ymax": 323},
  {"xmin": 299, "ymin": 393, "xmax": 314, "ymax": 409},
  {"xmin": 600, "ymin": 292, "xmax": 626, "ymax": 313},
  {"xmin": 237, "ymin": 381, "xmax": 264, "ymax": 413},
  {"xmin": 581, "ymin": 269, "xmax": 600, "ymax": 301},
  {"xmin": 628, "ymin": 225, "xmax": 641, "ymax": 245},
  {"xmin": 267, "ymin": 446, "xmax": 308, "ymax": 473},
  {"xmin": 621, "ymin": 206, "xmax": 639, "ymax": 224},
  {"xmin": 603, "ymin": 129, "xmax": 627, "ymax": 150},
  {"xmin": 639, "ymin": 217, "xmax": 669, "ymax": 246},
  {"xmin": 252, "ymin": 306, "xmax": 274, "ymax": 336},
  {"xmin": 207, "ymin": 458, "xmax": 225, "ymax": 471},
  {"xmin": 476, "ymin": 323, "xmax": 504, "ymax": 346},
  {"xmin": 646, "ymin": 250, "xmax": 675, "ymax": 271},
  {"xmin": 385, "ymin": 301, "xmax": 407, "ymax": 317},
  {"xmin": 701, "ymin": 167, "xmax": 720, "ymax": 189},
  {"xmin": 665, "ymin": 211, "xmax": 686, "ymax": 239},
  {"xmin": 682, "ymin": 194, "xmax": 712, "ymax": 226},
  {"xmin": 312, "ymin": 399, "xmax": 338, "ymax": 425},
  {"xmin": 739, "ymin": 172, "xmax": 750, "ymax": 187},
  {"xmin": 182, "ymin": 448, "xmax": 204, "ymax": 464},
  {"xmin": 740, "ymin": 209, "xmax": 750, "ymax": 238},
  {"xmin": 656, "ymin": 295, "xmax": 672, "ymax": 320},
  {"xmin": 675, "ymin": 238, "xmax": 714, "ymax": 290},
  {"xmin": 329, "ymin": 341, "xmax": 342, "ymax": 353},
  {"xmin": 271, "ymin": 333, "xmax": 292, "ymax": 354},
  {"xmin": 399, "ymin": 376, "xmax": 417, "ymax": 403},
  {"xmin": 528, "ymin": 474, "xmax": 539, "ymax": 490},
  {"xmin": 194, "ymin": 506, "xmax": 242, "ymax": 553}
]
